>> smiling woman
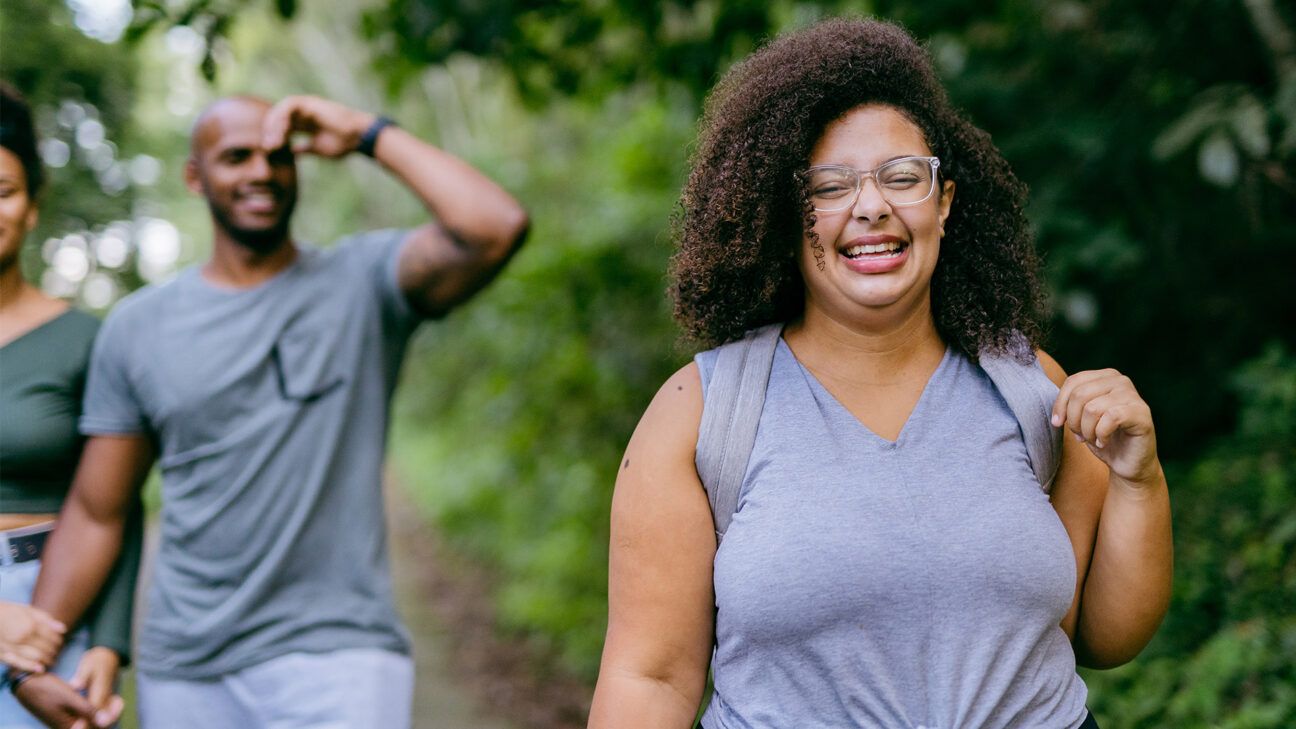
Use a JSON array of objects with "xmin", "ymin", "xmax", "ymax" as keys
[
  {"xmin": 588, "ymin": 18, "xmax": 1173, "ymax": 729},
  {"xmin": 0, "ymin": 81, "xmax": 137, "ymax": 729},
  {"xmin": 798, "ymin": 105, "xmax": 953, "ymax": 327}
]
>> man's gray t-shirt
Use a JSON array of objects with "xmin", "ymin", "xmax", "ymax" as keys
[{"xmin": 81, "ymin": 230, "xmax": 418, "ymax": 679}]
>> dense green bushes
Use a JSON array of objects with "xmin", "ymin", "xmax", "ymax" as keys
[{"xmin": 1083, "ymin": 346, "xmax": 1296, "ymax": 727}]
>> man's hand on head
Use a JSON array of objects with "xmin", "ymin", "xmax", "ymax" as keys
[{"xmin": 261, "ymin": 95, "xmax": 376, "ymax": 160}]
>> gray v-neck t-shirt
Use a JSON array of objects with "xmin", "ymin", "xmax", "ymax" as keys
[
  {"xmin": 697, "ymin": 338, "xmax": 1087, "ymax": 729},
  {"xmin": 81, "ymin": 229, "xmax": 418, "ymax": 679}
]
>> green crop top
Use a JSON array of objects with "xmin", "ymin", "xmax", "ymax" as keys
[{"xmin": 0, "ymin": 308, "xmax": 142, "ymax": 663}]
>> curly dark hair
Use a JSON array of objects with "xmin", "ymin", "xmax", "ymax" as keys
[
  {"xmin": 0, "ymin": 82, "xmax": 45, "ymax": 196},
  {"xmin": 670, "ymin": 18, "xmax": 1045, "ymax": 359}
]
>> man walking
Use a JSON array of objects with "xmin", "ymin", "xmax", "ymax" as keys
[{"xmin": 13, "ymin": 94, "xmax": 528, "ymax": 727}]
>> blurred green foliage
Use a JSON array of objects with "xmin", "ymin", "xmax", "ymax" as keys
[
  {"xmin": 2, "ymin": 0, "xmax": 146, "ymax": 303},
  {"xmin": 391, "ymin": 89, "xmax": 695, "ymax": 677},
  {"xmin": 1083, "ymin": 345, "xmax": 1296, "ymax": 727},
  {"xmin": 50, "ymin": 0, "xmax": 1296, "ymax": 724}
]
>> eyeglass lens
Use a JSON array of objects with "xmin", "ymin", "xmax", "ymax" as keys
[{"xmin": 807, "ymin": 158, "xmax": 936, "ymax": 211}]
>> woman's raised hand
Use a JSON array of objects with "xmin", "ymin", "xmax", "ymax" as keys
[{"xmin": 1052, "ymin": 368, "xmax": 1162, "ymax": 486}]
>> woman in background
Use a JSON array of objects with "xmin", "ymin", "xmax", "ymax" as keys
[{"xmin": 1, "ymin": 82, "xmax": 139, "ymax": 728}]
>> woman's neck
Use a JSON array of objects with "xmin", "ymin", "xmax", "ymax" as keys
[
  {"xmin": 0, "ymin": 261, "xmax": 34, "ymax": 311},
  {"xmin": 0, "ymin": 264, "xmax": 69, "ymax": 347},
  {"xmin": 783, "ymin": 299, "xmax": 946, "ymax": 387}
]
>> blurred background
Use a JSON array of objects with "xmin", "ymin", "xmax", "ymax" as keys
[{"xmin": 5, "ymin": 0, "xmax": 1294, "ymax": 726}]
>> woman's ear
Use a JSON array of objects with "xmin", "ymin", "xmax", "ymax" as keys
[
  {"xmin": 938, "ymin": 179, "xmax": 955, "ymax": 236},
  {"xmin": 23, "ymin": 204, "xmax": 38, "ymax": 234}
]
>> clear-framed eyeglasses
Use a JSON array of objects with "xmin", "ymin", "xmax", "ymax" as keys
[{"xmin": 804, "ymin": 156, "xmax": 941, "ymax": 212}]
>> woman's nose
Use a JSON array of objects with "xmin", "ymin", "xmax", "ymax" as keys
[{"xmin": 850, "ymin": 175, "xmax": 891, "ymax": 223}]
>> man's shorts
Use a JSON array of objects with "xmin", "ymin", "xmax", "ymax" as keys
[{"xmin": 136, "ymin": 647, "xmax": 413, "ymax": 729}]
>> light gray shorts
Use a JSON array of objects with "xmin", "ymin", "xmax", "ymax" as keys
[{"xmin": 136, "ymin": 647, "xmax": 413, "ymax": 729}]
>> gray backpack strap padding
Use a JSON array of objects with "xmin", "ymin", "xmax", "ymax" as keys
[
  {"xmin": 977, "ymin": 348, "xmax": 1064, "ymax": 493},
  {"xmin": 696, "ymin": 327, "xmax": 1063, "ymax": 544},
  {"xmin": 695, "ymin": 324, "xmax": 782, "ymax": 541}
]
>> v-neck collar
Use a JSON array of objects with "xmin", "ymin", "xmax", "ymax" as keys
[
  {"xmin": 783, "ymin": 337, "xmax": 953, "ymax": 450},
  {"xmin": 0, "ymin": 307, "xmax": 76, "ymax": 353}
]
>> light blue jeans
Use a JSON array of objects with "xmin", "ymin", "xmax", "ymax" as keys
[
  {"xmin": 136, "ymin": 647, "xmax": 414, "ymax": 729},
  {"xmin": 0, "ymin": 558, "xmax": 92, "ymax": 729}
]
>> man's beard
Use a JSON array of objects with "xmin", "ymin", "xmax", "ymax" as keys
[{"xmin": 209, "ymin": 196, "xmax": 295, "ymax": 254}]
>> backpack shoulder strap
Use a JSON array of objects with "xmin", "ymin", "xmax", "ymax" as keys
[
  {"xmin": 695, "ymin": 324, "xmax": 782, "ymax": 541},
  {"xmin": 978, "ymin": 347, "xmax": 1064, "ymax": 493}
]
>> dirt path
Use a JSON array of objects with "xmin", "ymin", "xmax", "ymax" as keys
[
  {"xmin": 387, "ymin": 484, "xmax": 592, "ymax": 729},
  {"xmin": 388, "ymin": 498, "xmax": 521, "ymax": 729}
]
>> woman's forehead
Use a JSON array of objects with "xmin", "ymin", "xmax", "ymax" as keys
[{"xmin": 810, "ymin": 104, "xmax": 930, "ymax": 164}]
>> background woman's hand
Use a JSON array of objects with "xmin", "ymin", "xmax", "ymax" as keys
[
  {"xmin": 68, "ymin": 647, "xmax": 123, "ymax": 726},
  {"xmin": 1053, "ymin": 368, "xmax": 1161, "ymax": 485},
  {"xmin": 0, "ymin": 601, "xmax": 65, "ymax": 673}
]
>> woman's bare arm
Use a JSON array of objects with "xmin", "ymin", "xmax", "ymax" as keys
[
  {"xmin": 1039, "ymin": 351, "xmax": 1173, "ymax": 668},
  {"xmin": 588, "ymin": 363, "xmax": 718, "ymax": 727}
]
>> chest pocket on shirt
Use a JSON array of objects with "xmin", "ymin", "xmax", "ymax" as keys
[{"xmin": 272, "ymin": 328, "xmax": 346, "ymax": 401}]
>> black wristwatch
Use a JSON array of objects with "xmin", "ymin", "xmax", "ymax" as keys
[{"xmin": 357, "ymin": 116, "xmax": 397, "ymax": 157}]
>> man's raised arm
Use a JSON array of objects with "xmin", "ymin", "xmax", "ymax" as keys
[{"xmin": 260, "ymin": 95, "xmax": 530, "ymax": 318}]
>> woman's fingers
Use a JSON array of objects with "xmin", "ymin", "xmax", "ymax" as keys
[
  {"xmin": 1053, "ymin": 368, "xmax": 1160, "ymax": 483},
  {"xmin": 7, "ymin": 637, "xmax": 59, "ymax": 670},
  {"xmin": 33, "ymin": 610, "xmax": 68, "ymax": 635},
  {"xmin": 1058, "ymin": 372, "xmax": 1116, "ymax": 440},
  {"xmin": 0, "ymin": 648, "xmax": 47, "ymax": 674},
  {"xmin": 1055, "ymin": 369, "xmax": 1143, "ymax": 444}
]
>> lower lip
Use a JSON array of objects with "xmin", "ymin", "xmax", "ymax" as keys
[{"xmin": 840, "ymin": 245, "xmax": 909, "ymax": 274}]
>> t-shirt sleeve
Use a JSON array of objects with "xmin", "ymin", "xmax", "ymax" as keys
[
  {"xmin": 80, "ymin": 309, "xmax": 149, "ymax": 436},
  {"xmin": 336, "ymin": 228, "xmax": 419, "ymax": 334}
]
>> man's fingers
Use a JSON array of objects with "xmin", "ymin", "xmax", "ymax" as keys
[
  {"xmin": 95, "ymin": 695, "xmax": 125, "ymax": 728},
  {"xmin": 263, "ymin": 95, "xmax": 330, "ymax": 148},
  {"xmin": 70, "ymin": 660, "xmax": 89, "ymax": 690},
  {"xmin": 85, "ymin": 667, "xmax": 112, "ymax": 707},
  {"xmin": 261, "ymin": 96, "xmax": 305, "ymax": 150}
]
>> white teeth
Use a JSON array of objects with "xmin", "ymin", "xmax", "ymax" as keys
[{"xmin": 844, "ymin": 241, "xmax": 902, "ymax": 257}]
